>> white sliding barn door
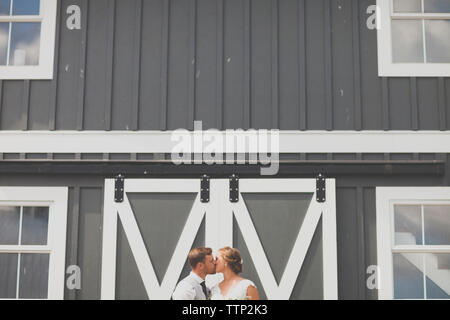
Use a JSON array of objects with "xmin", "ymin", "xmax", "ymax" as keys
[
  {"xmin": 101, "ymin": 179, "xmax": 211, "ymax": 300},
  {"xmin": 216, "ymin": 179, "xmax": 338, "ymax": 300},
  {"xmin": 101, "ymin": 178, "xmax": 337, "ymax": 300}
]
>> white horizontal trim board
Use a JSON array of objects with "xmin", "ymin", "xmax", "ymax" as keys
[{"xmin": 0, "ymin": 131, "xmax": 449, "ymax": 154}]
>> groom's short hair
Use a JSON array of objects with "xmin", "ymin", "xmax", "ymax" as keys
[{"xmin": 188, "ymin": 247, "xmax": 212, "ymax": 269}]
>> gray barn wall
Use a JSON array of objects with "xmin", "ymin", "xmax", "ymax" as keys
[
  {"xmin": 1, "ymin": 0, "xmax": 449, "ymax": 301},
  {"xmin": 0, "ymin": 0, "xmax": 449, "ymax": 131}
]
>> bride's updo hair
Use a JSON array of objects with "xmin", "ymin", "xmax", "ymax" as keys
[{"xmin": 219, "ymin": 247, "xmax": 243, "ymax": 275}]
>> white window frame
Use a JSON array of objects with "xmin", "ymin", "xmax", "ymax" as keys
[
  {"xmin": 376, "ymin": 187, "xmax": 450, "ymax": 300},
  {"xmin": 0, "ymin": 187, "xmax": 68, "ymax": 300},
  {"xmin": 0, "ymin": 0, "xmax": 57, "ymax": 79},
  {"xmin": 377, "ymin": 0, "xmax": 450, "ymax": 77}
]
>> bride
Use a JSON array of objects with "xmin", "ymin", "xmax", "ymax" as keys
[{"xmin": 208, "ymin": 247, "xmax": 259, "ymax": 300}]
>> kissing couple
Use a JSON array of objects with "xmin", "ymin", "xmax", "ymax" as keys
[{"xmin": 172, "ymin": 246, "xmax": 259, "ymax": 300}]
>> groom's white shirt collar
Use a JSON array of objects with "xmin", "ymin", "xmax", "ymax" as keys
[
  {"xmin": 172, "ymin": 271, "xmax": 206, "ymax": 300},
  {"xmin": 190, "ymin": 271, "xmax": 205, "ymax": 283}
]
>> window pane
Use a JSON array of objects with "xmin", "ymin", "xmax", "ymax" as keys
[
  {"xmin": 0, "ymin": 0, "xmax": 10, "ymax": 15},
  {"xmin": 12, "ymin": 0, "xmax": 39, "ymax": 15},
  {"xmin": 9, "ymin": 22, "xmax": 40, "ymax": 65},
  {"xmin": 424, "ymin": 0, "xmax": 450, "ymax": 13},
  {"xmin": 0, "ymin": 253, "xmax": 18, "ymax": 299},
  {"xmin": 18, "ymin": 253, "xmax": 49, "ymax": 299},
  {"xmin": 425, "ymin": 20, "xmax": 450, "ymax": 63},
  {"xmin": 393, "ymin": 0, "xmax": 422, "ymax": 12},
  {"xmin": 424, "ymin": 205, "xmax": 450, "ymax": 245},
  {"xmin": 21, "ymin": 207, "xmax": 49, "ymax": 245},
  {"xmin": 425, "ymin": 253, "xmax": 450, "ymax": 299},
  {"xmin": 393, "ymin": 253, "xmax": 424, "ymax": 299},
  {"xmin": 392, "ymin": 20, "xmax": 424, "ymax": 63},
  {"xmin": 394, "ymin": 205, "xmax": 423, "ymax": 245},
  {"xmin": 0, "ymin": 206, "xmax": 20, "ymax": 245},
  {"xmin": 0, "ymin": 22, "xmax": 8, "ymax": 65}
]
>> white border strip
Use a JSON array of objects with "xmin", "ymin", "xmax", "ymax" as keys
[{"xmin": 0, "ymin": 131, "xmax": 450, "ymax": 154}]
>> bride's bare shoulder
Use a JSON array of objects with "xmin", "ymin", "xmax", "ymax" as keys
[{"xmin": 245, "ymin": 282, "xmax": 259, "ymax": 300}]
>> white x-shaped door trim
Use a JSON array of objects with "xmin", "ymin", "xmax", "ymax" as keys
[
  {"xmin": 101, "ymin": 179, "xmax": 209, "ymax": 300},
  {"xmin": 101, "ymin": 178, "xmax": 337, "ymax": 300},
  {"xmin": 215, "ymin": 179, "xmax": 338, "ymax": 300}
]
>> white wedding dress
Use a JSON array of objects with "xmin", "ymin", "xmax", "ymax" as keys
[{"xmin": 206, "ymin": 273, "xmax": 256, "ymax": 300}]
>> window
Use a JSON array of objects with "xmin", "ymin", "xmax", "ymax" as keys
[
  {"xmin": 377, "ymin": 0, "xmax": 450, "ymax": 76},
  {"xmin": 0, "ymin": 187, "xmax": 68, "ymax": 300},
  {"xmin": 0, "ymin": 0, "xmax": 57, "ymax": 79},
  {"xmin": 376, "ymin": 187, "xmax": 450, "ymax": 299}
]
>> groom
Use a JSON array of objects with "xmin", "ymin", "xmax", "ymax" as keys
[{"xmin": 172, "ymin": 247, "xmax": 217, "ymax": 300}]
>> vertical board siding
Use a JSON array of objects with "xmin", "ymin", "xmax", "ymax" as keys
[
  {"xmin": 48, "ymin": 2, "xmax": 62, "ymax": 131},
  {"xmin": 279, "ymin": 0, "xmax": 300, "ymax": 130},
  {"xmin": 65, "ymin": 187, "xmax": 79, "ymax": 300},
  {"xmin": 84, "ymin": 0, "xmax": 111, "ymax": 130},
  {"xmin": 331, "ymin": 0, "xmax": 355, "ymax": 130},
  {"xmin": 359, "ymin": 0, "xmax": 382, "ymax": 130},
  {"xmin": 167, "ymin": 0, "xmax": 190, "ymax": 130},
  {"xmin": 446, "ymin": 79, "xmax": 450, "ymax": 130},
  {"xmin": 29, "ymin": 81, "xmax": 52, "ymax": 130},
  {"xmin": 104, "ymin": 0, "xmax": 115, "ymax": 131},
  {"xmin": 223, "ymin": 0, "xmax": 244, "ymax": 129},
  {"xmin": 410, "ymin": 78, "xmax": 419, "ymax": 130},
  {"xmin": 336, "ymin": 187, "xmax": 359, "ymax": 299},
  {"xmin": 271, "ymin": 0, "xmax": 279, "ymax": 129},
  {"xmin": 216, "ymin": 0, "xmax": 224, "ymax": 130},
  {"xmin": 111, "ymin": 0, "xmax": 137, "ymax": 130},
  {"xmin": 243, "ymin": 0, "xmax": 251, "ymax": 129},
  {"xmin": 437, "ymin": 78, "xmax": 446, "ymax": 130},
  {"xmin": 1, "ymin": 81, "xmax": 26, "ymax": 129},
  {"xmin": 448, "ymin": 154, "xmax": 450, "ymax": 185},
  {"xmin": 352, "ymin": 0, "xmax": 362, "ymax": 131},
  {"xmin": 381, "ymin": 78, "xmax": 390, "ymax": 130},
  {"xmin": 298, "ymin": 0, "xmax": 307, "ymax": 130},
  {"xmin": 250, "ymin": 0, "xmax": 272, "ymax": 129},
  {"xmin": 305, "ymin": 0, "xmax": 326, "ymax": 129},
  {"xmin": 195, "ymin": 0, "xmax": 217, "ymax": 130},
  {"xmin": 77, "ymin": 187, "xmax": 103, "ymax": 299},
  {"xmin": 187, "ymin": 0, "xmax": 196, "ymax": 131},
  {"xmin": 356, "ymin": 187, "xmax": 366, "ymax": 299},
  {"xmin": 159, "ymin": 0, "xmax": 169, "ymax": 130},
  {"xmin": 0, "ymin": 81, "xmax": 2, "ymax": 129},
  {"xmin": 418, "ymin": 78, "xmax": 440, "ymax": 130},
  {"xmin": 56, "ymin": 0, "xmax": 84, "ymax": 130},
  {"xmin": 131, "ymin": 0, "xmax": 143, "ymax": 131},
  {"xmin": 139, "ymin": 0, "xmax": 164, "ymax": 130},
  {"xmin": 389, "ymin": 79, "xmax": 412, "ymax": 130},
  {"xmin": 21, "ymin": 80, "xmax": 30, "ymax": 130},
  {"xmin": 362, "ymin": 187, "xmax": 378, "ymax": 300},
  {"xmin": 324, "ymin": 0, "xmax": 333, "ymax": 130},
  {"xmin": 77, "ymin": 0, "xmax": 88, "ymax": 130},
  {"xmin": 0, "ymin": 0, "xmax": 449, "ymax": 131}
]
